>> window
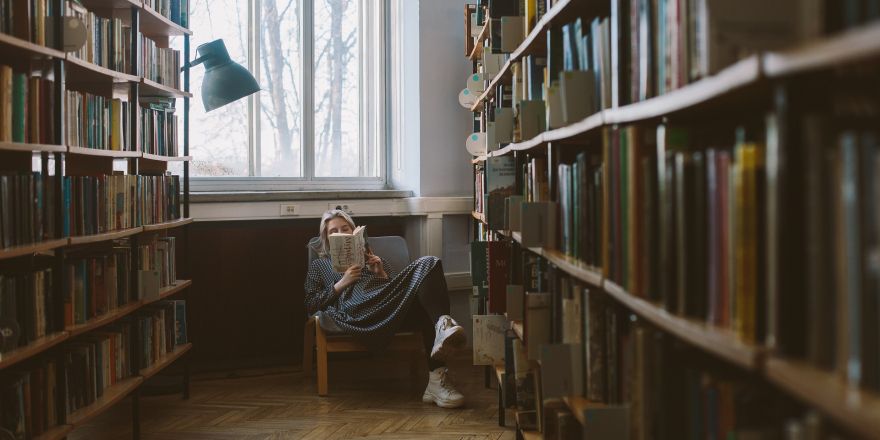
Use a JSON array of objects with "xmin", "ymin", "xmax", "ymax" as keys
[{"xmin": 177, "ymin": 0, "xmax": 386, "ymax": 190}]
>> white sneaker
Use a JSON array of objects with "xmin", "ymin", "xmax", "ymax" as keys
[
  {"xmin": 430, "ymin": 315, "xmax": 466, "ymax": 361},
  {"xmin": 422, "ymin": 367, "xmax": 465, "ymax": 408}
]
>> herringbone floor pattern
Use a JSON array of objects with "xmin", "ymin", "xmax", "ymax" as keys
[{"xmin": 70, "ymin": 355, "xmax": 514, "ymax": 439}]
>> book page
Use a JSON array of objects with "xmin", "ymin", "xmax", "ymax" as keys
[{"xmin": 329, "ymin": 226, "xmax": 366, "ymax": 272}]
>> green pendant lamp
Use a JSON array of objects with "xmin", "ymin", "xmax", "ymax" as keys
[{"xmin": 185, "ymin": 39, "xmax": 260, "ymax": 112}]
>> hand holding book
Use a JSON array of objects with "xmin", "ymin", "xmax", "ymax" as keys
[{"xmin": 365, "ymin": 252, "xmax": 387, "ymax": 279}]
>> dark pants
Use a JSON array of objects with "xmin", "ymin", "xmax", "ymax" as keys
[{"xmin": 400, "ymin": 261, "xmax": 451, "ymax": 371}]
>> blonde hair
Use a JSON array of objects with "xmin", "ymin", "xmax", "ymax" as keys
[{"xmin": 315, "ymin": 209, "xmax": 356, "ymax": 257}]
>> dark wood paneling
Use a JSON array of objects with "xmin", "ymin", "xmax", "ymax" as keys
[{"xmin": 175, "ymin": 217, "xmax": 406, "ymax": 370}]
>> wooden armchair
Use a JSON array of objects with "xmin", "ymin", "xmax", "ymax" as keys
[{"xmin": 302, "ymin": 236, "xmax": 424, "ymax": 396}]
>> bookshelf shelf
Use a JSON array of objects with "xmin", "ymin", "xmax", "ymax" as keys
[
  {"xmin": 142, "ymin": 217, "xmax": 194, "ymax": 232},
  {"xmin": 603, "ymin": 280, "xmax": 763, "ymax": 371},
  {"xmin": 763, "ymin": 21, "xmax": 880, "ymax": 78},
  {"xmin": 140, "ymin": 343, "xmax": 193, "ymax": 379},
  {"xmin": 139, "ymin": 5, "xmax": 193, "ymax": 37},
  {"xmin": 65, "ymin": 56, "xmax": 139, "ymax": 84},
  {"xmin": 77, "ymin": 0, "xmax": 141, "ymax": 9},
  {"xmin": 0, "ymin": 238, "xmax": 69, "ymax": 261},
  {"xmin": 472, "ymin": 155, "xmax": 486, "ymax": 164},
  {"xmin": 508, "ymin": 231, "xmax": 603, "ymax": 287},
  {"xmin": 0, "ymin": 33, "xmax": 65, "ymax": 58},
  {"xmin": 141, "ymin": 153, "xmax": 193, "ymax": 162},
  {"xmin": 140, "ymin": 78, "xmax": 194, "ymax": 98},
  {"xmin": 155, "ymin": 280, "xmax": 193, "ymax": 302},
  {"xmin": 562, "ymin": 396, "xmax": 605, "ymax": 426},
  {"xmin": 68, "ymin": 227, "xmax": 143, "ymax": 246},
  {"xmin": 764, "ymin": 357, "xmax": 880, "ymax": 440},
  {"xmin": 33, "ymin": 424, "xmax": 75, "ymax": 440},
  {"xmin": 604, "ymin": 55, "xmax": 761, "ymax": 125},
  {"xmin": 468, "ymin": 20, "xmax": 490, "ymax": 61},
  {"xmin": 0, "ymin": 142, "xmax": 67, "ymax": 153},
  {"xmin": 66, "ymin": 301, "xmax": 145, "ymax": 339},
  {"xmin": 472, "ymin": 211, "xmax": 487, "ymax": 224},
  {"xmin": 66, "ymin": 146, "xmax": 141, "ymax": 158},
  {"xmin": 511, "ymin": 320, "xmax": 523, "ymax": 341},
  {"xmin": 521, "ymin": 429, "xmax": 544, "ymax": 440},
  {"xmin": 65, "ymin": 376, "xmax": 145, "ymax": 426},
  {"xmin": 470, "ymin": 0, "xmax": 574, "ymax": 112},
  {"xmin": 0, "ymin": 332, "xmax": 69, "ymax": 371}
]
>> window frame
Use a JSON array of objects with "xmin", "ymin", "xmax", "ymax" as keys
[{"xmin": 190, "ymin": 0, "xmax": 388, "ymax": 192}]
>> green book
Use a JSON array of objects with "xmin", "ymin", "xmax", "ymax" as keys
[{"xmin": 11, "ymin": 72, "xmax": 26, "ymax": 142}]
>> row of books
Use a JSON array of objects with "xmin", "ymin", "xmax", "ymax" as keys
[
  {"xmin": 0, "ymin": 173, "xmax": 61, "ymax": 249},
  {"xmin": 140, "ymin": 99, "xmax": 179, "ymax": 157},
  {"xmin": 142, "ymin": 37, "xmax": 180, "ymax": 89},
  {"xmin": 0, "ymin": 268, "xmax": 59, "ymax": 355},
  {"xmin": 67, "ymin": 1, "xmax": 134, "ymax": 75},
  {"xmin": 66, "ymin": 89, "xmax": 135, "ymax": 151},
  {"xmin": 63, "ymin": 174, "xmax": 181, "ymax": 237},
  {"xmin": 0, "ymin": 0, "xmax": 52, "ymax": 46},
  {"xmin": 0, "ymin": 357, "xmax": 59, "ymax": 438},
  {"xmin": 0, "ymin": 66, "xmax": 56, "ymax": 144},
  {"xmin": 0, "ymin": 299, "xmax": 187, "ymax": 438},
  {"xmin": 143, "ymin": 0, "xmax": 189, "ymax": 28},
  {"xmin": 64, "ymin": 243, "xmax": 135, "ymax": 327},
  {"xmin": 478, "ymin": 250, "xmax": 854, "ymax": 439},
  {"xmin": 555, "ymin": 151, "xmax": 603, "ymax": 268},
  {"xmin": 138, "ymin": 236, "xmax": 176, "ymax": 291}
]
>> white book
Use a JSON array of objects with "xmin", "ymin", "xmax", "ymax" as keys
[{"xmin": 329, "ymin": 225, "xmax": 367, "ymax": 272}]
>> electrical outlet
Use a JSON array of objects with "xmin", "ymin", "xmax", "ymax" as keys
[{"xmin": 280, "ymin": 204, "xmax": 298, "ymax": 216}]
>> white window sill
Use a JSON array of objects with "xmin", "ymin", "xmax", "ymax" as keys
[{"xmin": 190, "ymin": 189, "xmax": 413, "ymax": 204}]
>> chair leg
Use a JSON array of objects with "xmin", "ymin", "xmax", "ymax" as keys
[
  {"xmin": 303, "ymin": 317, "xmax": 315, "ymax": 376},
  {"xmin": 316, "ymin": 320, "xmax": 329, "ymax": 396}
]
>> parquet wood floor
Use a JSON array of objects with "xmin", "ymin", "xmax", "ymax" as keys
[{"xmin": 70, "ymin": 355, "xmax": 515, "ymax": 440}]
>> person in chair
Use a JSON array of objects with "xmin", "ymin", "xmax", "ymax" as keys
[{"xmin": 305, "ymin": 209, "xmax": 467, "ymax": 408}]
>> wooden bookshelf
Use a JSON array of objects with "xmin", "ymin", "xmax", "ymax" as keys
[
  {"xmin": 763, "ymin": 21, "xmax": 880, "ymax": 78},
  {"xmin": 142, "ymin": 153, "xmax": 193, "ymax": 162},
  {"xmin": 155, "ymin": 280, "xmax": 193, "ymax": 302},
  {"xmin": 66, "ymin": 301, "xmax": 145, "ymax": 338},
  {"xmin": 0, "ymin": 142, "xmax": 67, "ymax": 153},
  {"xmin": 508, "ymin": 231, "xmax": 603, "ymax": 287},
  {"xmin": 141, "ymin": 343, "xmax": 193, "ymax": 379},
  {"xmin": 140, "ymin": 78, "xmax": 194, "ymax": 98},
  {"xmin": 0, "ymin": 332, "xmax": 69, "ymax": 371},
  {"xmin": 65, "ymin": 376, "xmax": 145, "ymax": 426},
  {"xmin": 603, "ymin": 280, "xmax": 763, "ymax": 371},
  {"xmin": 468, "ymin": 20, "xmax": 490, "ymax": 61},
  {"xmin": 470, "ymin": 0, "xmax": 574, "ymax": 112},
  {"xmin": 33, "ymin": 424, "xmax": 75, "ymax": 440},
  {"xmin": 561, "ymin": 396, "xmax": 603, "ymax": 426},
  {"xmin": 142, "ymin": 217, "xmax": 194, "ymax": 232},
  {"xmin": 0, "ymin": 32, "xmax": 65, "ymax": 58},
  {"xmin": 472, "ymin": 211, "xmax": 486, "ymax": 224},
  {"xmin": 68, "ymin": 227, "xmax": 144, "ymax": 246},
  {"xmin": 472, "ymin": 155, "xmax": 486, "ymax": 164},
  {"xmin": 77, "ymin": 0, "xmax": 141, "ymax": 9},
  {"xmin": 764, "ymin": 357, "xmax": 880, "ymax": 440},
  {"xmin": 67, "ymin": 146, "xmax": 142, "ymax": 158},
  {"xmin": 139, "ymin": 4, "xmax": 193, "ymax": 37},
  {"xmin": 65, "ymin": 55, "xmax": 140, "ymax": 84},
  {"xmin": 0, "ymin": 238, "xmax": 69, "ymax": 261},
  {"xmin": 521, "ymin": 430, "xmax": 544, "ymax": 440}
]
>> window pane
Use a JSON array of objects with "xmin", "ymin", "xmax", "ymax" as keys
[
  {"xmin": 258, "ymin": 0, "xmax": 304, "ymax": 177},
  {"xmin": 313, "ymin": 0, "xmax": 364, "ymax": 177},
  {"xmin": 176, "ymin": 0, "xmax": 250, "ymax": 177}
]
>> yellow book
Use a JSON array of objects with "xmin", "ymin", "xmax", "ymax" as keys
[
  {"xmin": 525, "ymin": 0, "xmax": 537, "ymax": 35},
  {"xmin": 110, "ymin": 99, "xmax": 122, "ymax": 150},
  {"xmin": 734, "ymin": 140, "xmax": 762, "ymax": 342},
  {"xmin": 0, "ymin": 65, "xmax": 11, "ymax": 142}
]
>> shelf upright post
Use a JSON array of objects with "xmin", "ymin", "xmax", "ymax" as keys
[
  {"xmin": 184, "ymin": 33, "xmax": 190, "ymax": 218},
  {"xmin": 51, "ymin": 0, "xmax": 67, "ymax": 426}
]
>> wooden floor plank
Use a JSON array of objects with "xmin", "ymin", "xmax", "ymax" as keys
[{"xmin": 70, "ymin": 356, "xmax": 513, "ymax": 439}]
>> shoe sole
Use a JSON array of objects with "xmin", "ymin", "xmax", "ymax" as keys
[
  {"xmin": 430, "ymin": 326, "xmax": 466, "ymax": 361},
  {"xmin": 422, "ymin": 391, "xmax": 465, "ymax": 409}
]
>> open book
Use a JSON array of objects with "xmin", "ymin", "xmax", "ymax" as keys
[{"xmin": 329, "ymin": 225, "xmax": 368, "ymax": 272}]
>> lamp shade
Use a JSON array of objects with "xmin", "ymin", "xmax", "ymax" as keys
[{"xmin": 194, "ymin": 40, "xmax": 260, "ymax": 112}]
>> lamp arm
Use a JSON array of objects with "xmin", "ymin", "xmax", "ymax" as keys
[{"xmin": 181, "ymin": 55, "xmax": 210, "ymax": 72}]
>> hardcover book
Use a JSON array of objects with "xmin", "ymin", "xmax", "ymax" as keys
[{"xmin": 329, "ymin": 225, "xmax": 367, "ymax": 272}]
